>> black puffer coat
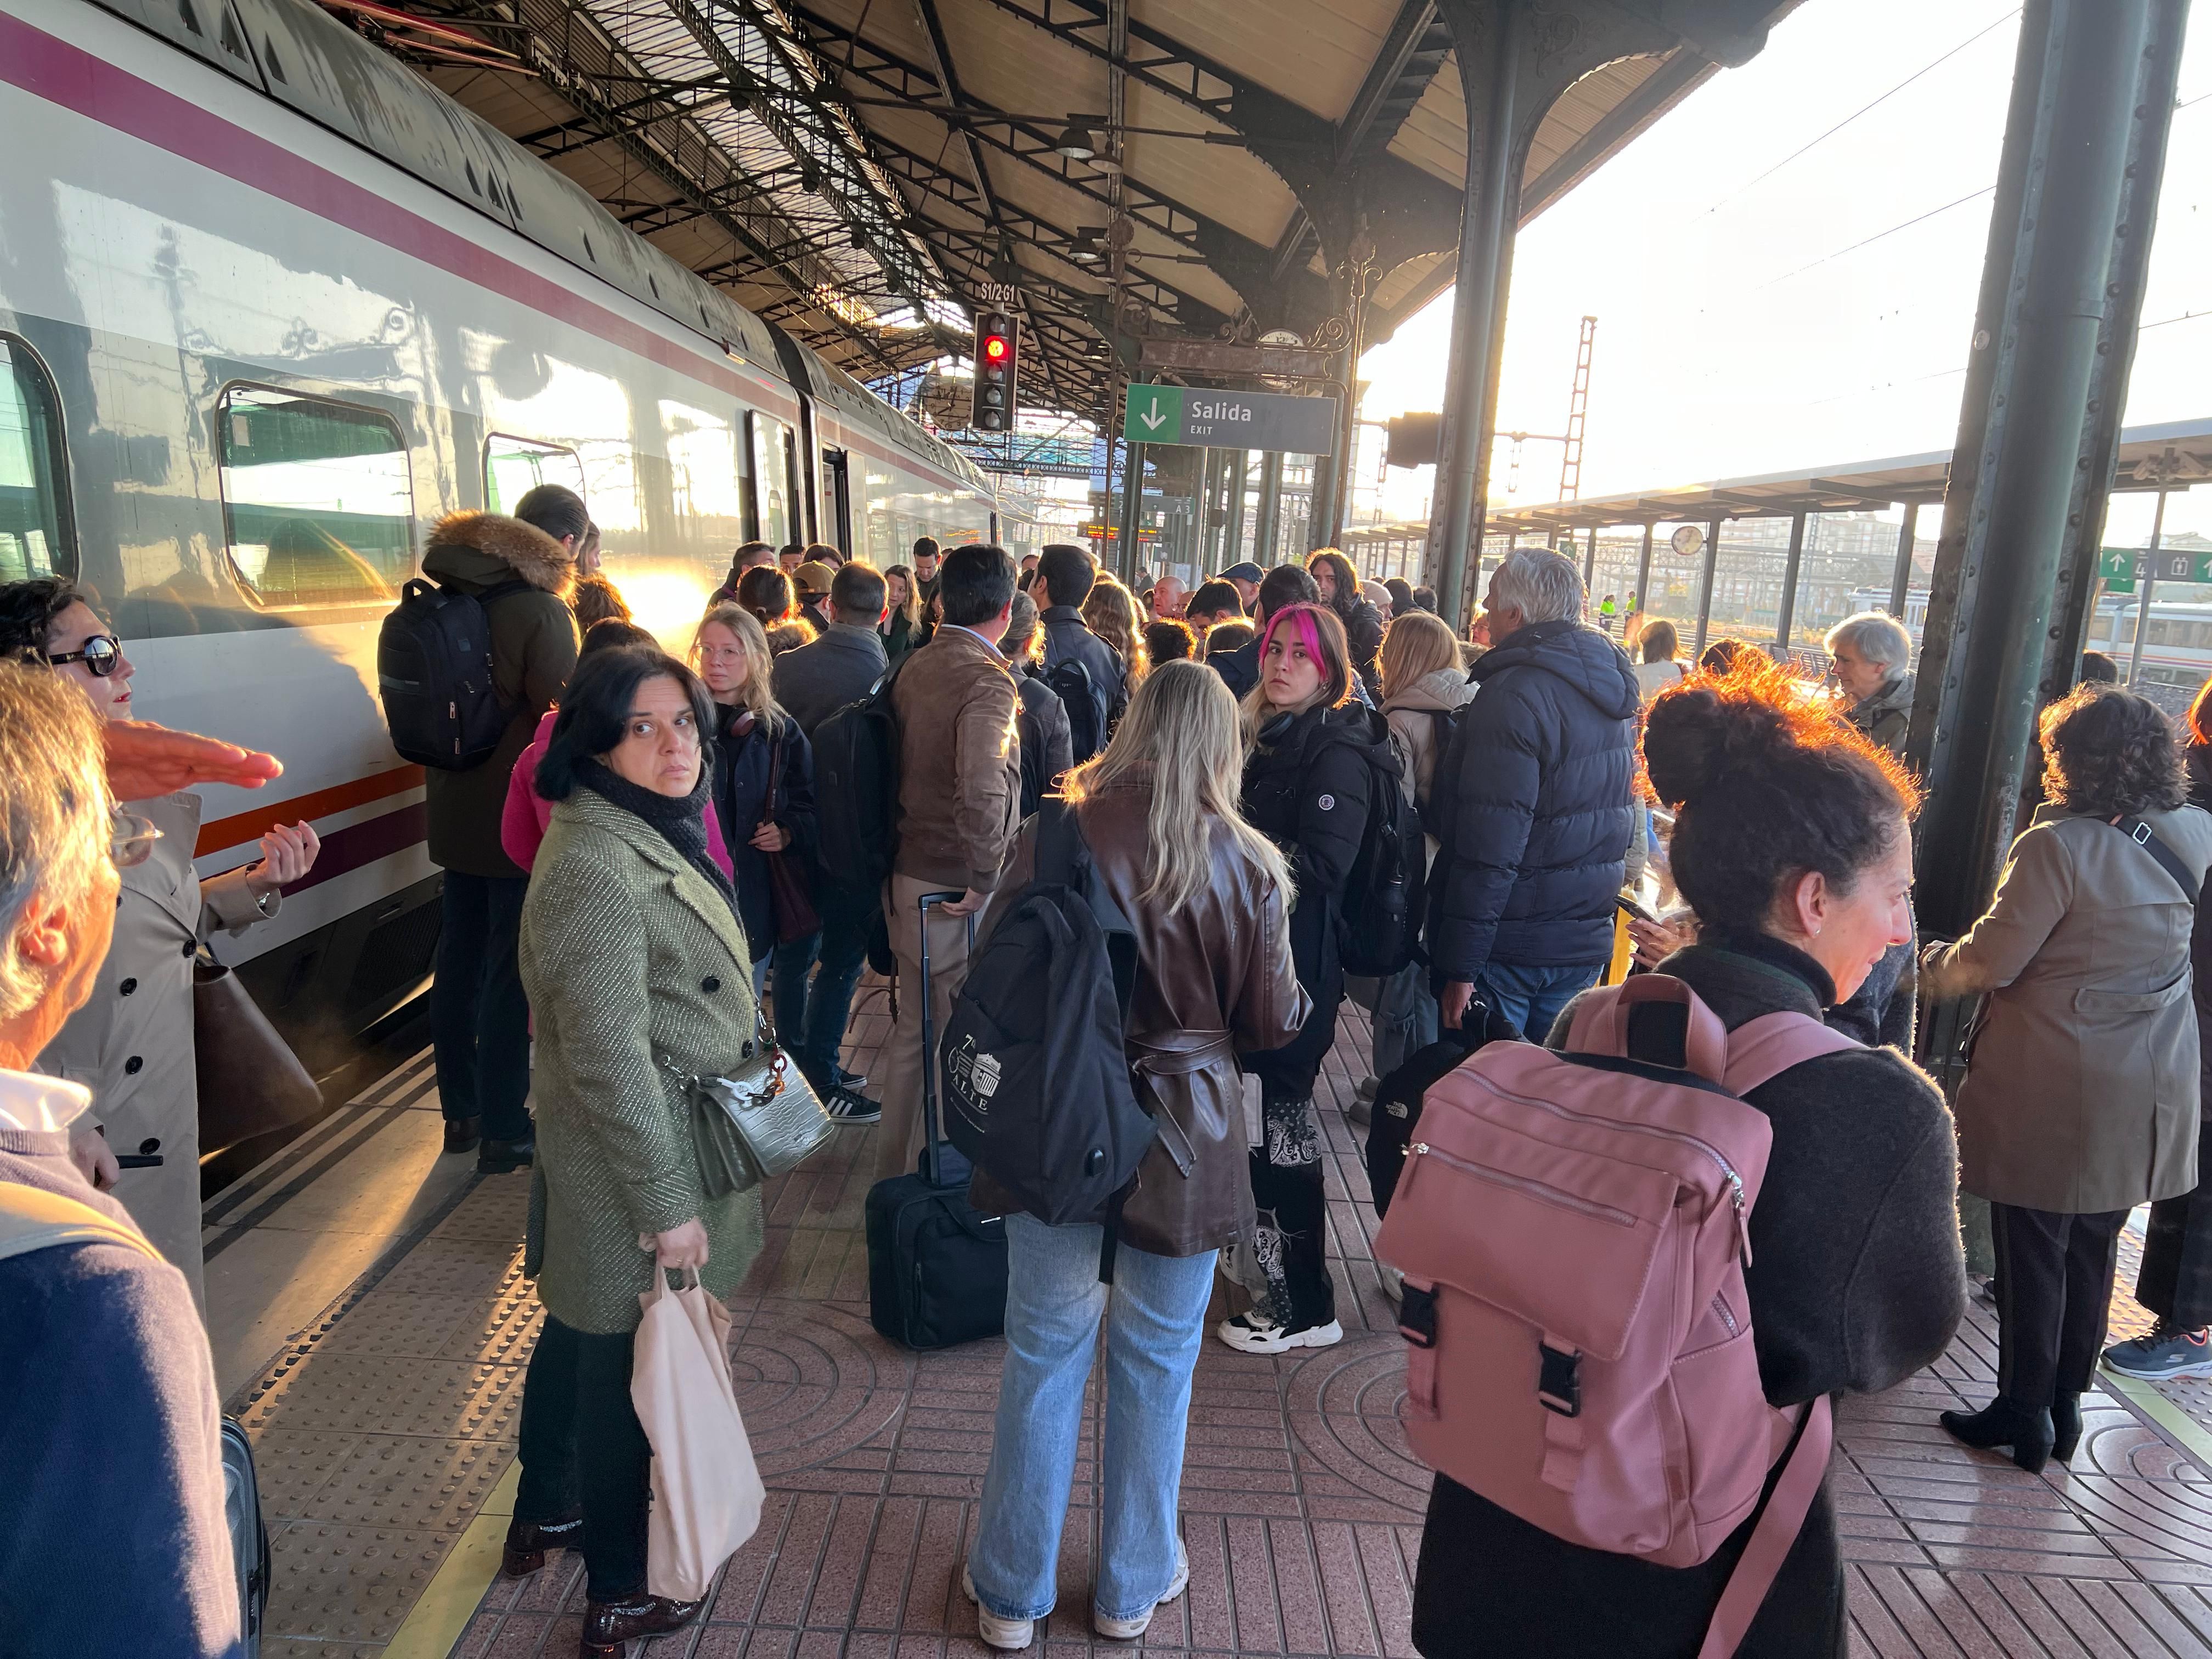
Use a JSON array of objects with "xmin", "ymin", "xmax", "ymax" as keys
[
  {"xmin": 1239, "ymin": 700, "xmax": 1392, "ymax": 1088},
  {"xmin": 708, "ymin": 706, "xmax": 819, "ymax": 963},
  {"xmin": 1335, "ymin": 597, "xmax": 1385, "ymax": 697},
  {"xmin": 1426, "ymin": 619, "xmax": 1639, "ymax": 984}
]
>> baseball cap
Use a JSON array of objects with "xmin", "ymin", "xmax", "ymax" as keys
[
  {"xmin": 1221, "ymin": 561, "xmax": 1265, "ymax": 585},
  {"xmin": 795, "ymin": 560, "xmax": 838, "ymax": 596}
]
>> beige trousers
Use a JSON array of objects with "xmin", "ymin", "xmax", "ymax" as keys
[{"xmin": 873, "ymin": 872, "xmax": 979, "ymax": 1182}]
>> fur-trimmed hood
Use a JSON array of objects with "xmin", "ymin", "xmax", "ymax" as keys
[{"xmin": 422, "ymin": 510, "xmax": 574, "ymax": 598}]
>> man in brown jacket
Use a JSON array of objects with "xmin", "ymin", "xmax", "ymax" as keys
[
  {"xmin": 877, "ymin": 544, "xmax": 1022, "ymax": 1180},
  {"xmin": 421, "ymin": 495, "xmax": 580, "ymax": 1171}
]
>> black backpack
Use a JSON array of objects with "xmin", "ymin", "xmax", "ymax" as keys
[
  {"xmin": 1337, "ymin": 722, "xmax": 1426, "ymax": 979},
  {"xmin": 813, "ymin": 656, "xmax": 910, "ymax": 893},
  {"xmin": 1015, "ymin": 692, "xmax": 1050, "ymax": 821},
  {"xmin": 939, "ymin": 801, "xmax": 1158, "ymax": 1232},
  {"xmin": 376, "ymin": 578, "xmax": 527, "ymax": 769},
  {"xmin": 1042, "ymin": 654, "xmax": 1104, "ymax": 764}
]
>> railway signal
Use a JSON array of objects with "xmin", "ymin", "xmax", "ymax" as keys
[{"xmin": 971, "ymin": 311, "xmax": 1018, "ymax": 432}]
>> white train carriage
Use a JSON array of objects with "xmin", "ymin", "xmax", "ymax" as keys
[{"xmin": 0, "ymin": 0, "xmax": 996, "ymax": 1092}]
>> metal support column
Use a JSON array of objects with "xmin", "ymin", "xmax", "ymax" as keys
[
  {"xmin": 1914, "ymin": 0, "xmax": 2181, "ymax": 938},
  {"xmin": 1254, "ymin": 450, "xmax": 1284, "ymax": 568},
  {"xmin": 2125, "ymin": 486, "xmax": 2172, "ymax": 686},
  {"xmin": 1120, "ymin": 442, "xmax": 1145, "ymax": 583},
  {"xmin": 1203, "ymin": 451, "xmax": 1221, "ymax": 575},
  {"xmin": 1222, "ymin": 451, "xmax": 1250, "ymax": 572},
  {"xmin": 1583, "ymin": 527, "xmax": 1598, "ymax": 589},
  {"xmin": 1633, "ymin": 523, "xmax": 1656, "ymax": 617},
  {"xmin": 1429, "ymin": 0, "xmax": 1523, "ymax": 629},
  {"xmin": 1774, "ymin": 511, "xmax": 1808, "ymax": 654},
  {"xmin": 1694, "ymin": 518, "xmax": 1722, "ymax": 657},
  {"xmin": 1888, "ymin": 503, "xmax": 1920, "ymax": 616}
]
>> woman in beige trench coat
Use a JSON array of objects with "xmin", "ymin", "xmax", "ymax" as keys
[
  {"xmin": 1922, "ymin": 683, "xmax": 2212, "ymax": 1471},
  {"xmin": 1, "ymin": 579, "xmax": 318, "ymax": 1308}
]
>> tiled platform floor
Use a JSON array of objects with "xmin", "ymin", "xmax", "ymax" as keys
[{"xmin": 217, "ymin": 981, "xmax": 2212, "ymax": 1657}]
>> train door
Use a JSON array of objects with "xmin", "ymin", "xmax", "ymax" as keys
[{"xmin": 820, "ymin": 449, "xmax": 852, "ymax": 554}]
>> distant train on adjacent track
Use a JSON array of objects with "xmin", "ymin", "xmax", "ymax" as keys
[
  {"xmin": 1868, "ymin": 589, "xmax": 2212, "ymax": 700},
  {"xmin": 0, "ymin": 0, "xmax": 1005, "ymax": 1077}
]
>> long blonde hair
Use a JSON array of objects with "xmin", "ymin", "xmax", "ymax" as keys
[
  {"xmin": 884, "ymin": 563, "xmax": 921, "ymax": 628},
  {"xmin": 1082, "ymin": 576, "xmax": 1149, "ymax": 689},
  {"xmin": 1380, "ymin": 608, "xmax": 1460, "ymax": 703},
  {"xmin": 691, "ymin": 601, "xmax": 783, "ymax": 725},
  {"xmin": 1063, "ymin": 660, "xmax": 1293, "ymax": 913}
]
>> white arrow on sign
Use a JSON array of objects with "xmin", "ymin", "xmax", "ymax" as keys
[{"xmin": 1140, "ymin": 394, "xmax": 1166, "ymax": 432}]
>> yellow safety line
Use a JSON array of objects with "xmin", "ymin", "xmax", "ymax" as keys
[
  {"xmin": 2098, "ymin": 1367, "xmax": 2212, "ymax": 1472},
  {"xmin": 381, "ymin": 1458, "xmax": 521, "ymax": 1659}
]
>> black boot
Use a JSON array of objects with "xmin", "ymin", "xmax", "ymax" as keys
[
  {"xmin": 501, "ymin": 1512, "xmax": 581, "ymax": 1577},
  {"xmin": 443, "ymin": 1115, "xmax": 481, "ymax": 1155},
  {"xmin": 579, "ymin": 1593, "xmax": 705, "ymax": 1656},
  {"xmin": 1940, "ymin": 1396, "xmax": 2056, "ymax": 1474},
  {"xmin": 2051, "ymin": 1393, "xmax": 2083, "ymax": 1463}
]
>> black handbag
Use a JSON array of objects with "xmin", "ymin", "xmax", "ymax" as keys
[
  {"xmin": 763, "ymin": 733, "xmax": 821, "ymax": 944},
  {"xmin": 194, "ymin": 957, "xmax": 322, "ymax": 1156}
]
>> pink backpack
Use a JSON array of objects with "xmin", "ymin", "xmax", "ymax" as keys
[{"xmin": 1372, "ymin": 975, "xmax": 1853, "ymax": 1657}]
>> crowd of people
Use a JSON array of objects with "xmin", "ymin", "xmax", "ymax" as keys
[{"xmin": 18, "ymin": 502, "xmax": 2212, "ymax": 1659}]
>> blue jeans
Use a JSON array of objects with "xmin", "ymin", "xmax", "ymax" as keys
[
  {"xmin": 1472, "ymin": 960, "xmax": 1604, "ymax": 1045},
  {"xmin": 791, "ymin": 880, "xmax": 876, "ymax": 1091},
  {"xmin": 969, "ymin": 1215, "xmax": 1216, "ymax": 1623}
]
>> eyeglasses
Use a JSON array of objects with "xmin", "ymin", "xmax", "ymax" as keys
[
  {"xmin": 47, "ymin": 634, "xmax": 124, "ymax": 677},
  {"xmin": 110, "ymin": 811, "xmax": 162, "ymax": 870}
]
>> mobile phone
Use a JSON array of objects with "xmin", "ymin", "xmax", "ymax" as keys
[{"xmin": 1615, "ymin": 894, "xmax": 1656, "ymax": 925}]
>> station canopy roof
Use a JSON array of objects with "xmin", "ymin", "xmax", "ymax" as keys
[
  {"xmin": 339, "ymin": 0, "xmax": 1793, "ymax": 419},
  {"xmin": 1484, "ymin": 415, "xmax": 2212, "ymax": 534}
]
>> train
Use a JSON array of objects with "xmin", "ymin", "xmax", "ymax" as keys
[
  {"xmin": 0, "ymin": 0, "xmax": 1014, "ymax": 1080},
  {"xmin": 1866, "ymin": 588, "xmax": 2212, "ymax": 698}
]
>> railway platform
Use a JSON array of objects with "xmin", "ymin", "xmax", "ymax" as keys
[{"xmin": 205, "ymin": 985, "xmax": 2212, "ymax": 1659}]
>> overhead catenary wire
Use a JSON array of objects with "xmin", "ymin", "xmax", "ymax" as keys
[
  {"xmin": 1751, "ymin": 185, "xmax": 1996, "ymax": 293},
  {"xmin": 1695, "ymin": 7, "xmax": 2022, "ymax": 222}
]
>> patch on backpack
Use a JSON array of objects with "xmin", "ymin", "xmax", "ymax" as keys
[{"xmin": 948, "ymin": 1035, "xmax": 1002, "ymax": 1105}]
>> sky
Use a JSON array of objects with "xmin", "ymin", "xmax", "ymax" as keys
[{"xmin": 1356, "ymin": 0, "xmax": 2212, "ymax": 544}]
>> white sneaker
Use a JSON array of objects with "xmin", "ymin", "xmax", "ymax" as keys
[
  {"xmin": 1215, "ymin": 1311, "xmax": 1344, "ymax": 1354},
  {"xmin": 961, "ymin": 1564, "xmax": 1037, "ymax": 1651},
  {"xmin": 1095, "ymin": 1541, "xmax": 1189, "ymax": 1640}
]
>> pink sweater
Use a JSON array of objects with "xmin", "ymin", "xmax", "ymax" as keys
[{"xmin": 502, "ymin": 709, "xmax": 735, "ymax": 878}]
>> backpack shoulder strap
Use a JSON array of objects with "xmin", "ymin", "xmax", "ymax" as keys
[
  {"xmin": 0, "ymin": 1181, "xmax": 161, "ymax": 1266},
  {"xmin": 468, "ymin": 578, "xmax": 535, "ymax": 606},
  {"xmin": 1034, "ymin": 797, "xmax": 1084, "ymax": 886},
  {"xmin": 1696, "ymin": 1397, "xmax": 1833, "ymax": 1659},
  {"xmin": 2113, "ymin": 816, "xmax": 2202, "ymax": 906},
  {"xmin": 1722, "ymin": 1010, "xmax": 1860, "ymax": 1096}
]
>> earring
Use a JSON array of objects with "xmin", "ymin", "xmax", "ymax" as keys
[{"xmin": 1810, "ymin": 926, "xmax": 1822, "ymax": 937}]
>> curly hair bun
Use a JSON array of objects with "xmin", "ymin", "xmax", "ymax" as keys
[{"xmin": 1644, "ymin": 679, "xmax": 1795, "ymax": 810}]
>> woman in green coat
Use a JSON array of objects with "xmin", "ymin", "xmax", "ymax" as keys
[
  {"xmin": 881, "ymin": 563, "xmax": 922, "ymax": 662},
  {"xmin": 510, "ymin": 644, "xmax": 766, "ymax": 1656}
]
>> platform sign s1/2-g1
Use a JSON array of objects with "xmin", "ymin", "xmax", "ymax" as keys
[{"xmin": 1121, "ymin": 383, "xmax": 1338, "ymax": 454}]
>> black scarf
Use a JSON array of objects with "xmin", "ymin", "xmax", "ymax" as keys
[{"xmin": 574, "ymin": 757, "xmax": 741, "ymax": 921}]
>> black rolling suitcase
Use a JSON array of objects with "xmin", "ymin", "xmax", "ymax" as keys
[
  {"xmin": 222, "ymin": 1415, "xmax": 272, "ymax": 1657},
  {"xmin": 866, "ymin": 890, "xmax": 1008, "ymax": 1348}
]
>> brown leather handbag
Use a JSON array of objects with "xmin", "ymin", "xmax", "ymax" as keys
[
  {"xmin": 194, "ymin": 959, "xmax": 323, "ymax": 1155},
  {"xmin": 763, "ymin": 733, "xmax": 820, "ymax": 944}
]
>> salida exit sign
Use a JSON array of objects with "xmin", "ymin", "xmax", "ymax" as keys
[{"xmin": 1120, "ymin": 384, "xmax": 1338, "ymax": 454}]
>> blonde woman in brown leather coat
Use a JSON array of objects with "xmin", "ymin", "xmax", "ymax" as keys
[{"xmin": 963, "ymin": 661, "xmax": 1309, "ymax": 1651}]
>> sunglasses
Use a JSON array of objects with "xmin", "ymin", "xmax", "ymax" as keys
[
  {"xmin": 110, "ymin": 811, "xmax": 162, "ymax": 870},
  {"xmin": 47, "ymin": 634, "xmax": 124, "ymax": 677}
]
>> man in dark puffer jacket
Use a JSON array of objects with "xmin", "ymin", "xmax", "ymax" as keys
[{"xmin": 1429, "ymin": 546, "xmax": 1639, "ymax": 1041}]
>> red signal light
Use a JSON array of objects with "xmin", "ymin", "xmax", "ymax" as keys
[{"xmin": 983, "ymin": 335, "xmax": 1010, "ymax": 362}]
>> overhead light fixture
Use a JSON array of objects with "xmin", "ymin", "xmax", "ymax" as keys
[
  {"xmin": 848, "ymin": 226, "xmax": 867, "ymax": 249},
  {"xmin": 1054, "ymin": 120, "xmax": 1098, "ymax": 160},
  {"xmin": 1069, "ymin": 229, "xmax": 1099, "ymax": 263}
]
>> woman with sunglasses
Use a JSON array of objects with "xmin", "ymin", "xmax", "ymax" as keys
[{"xmin": 0, "ymin": 578, "xmax": 319, "ymax": 1307}]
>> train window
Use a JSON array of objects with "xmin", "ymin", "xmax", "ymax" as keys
[
  {"xmin": 750, "ymin": 413, "xmax": 794, "ymax": 547},
  {"xmin": 485, "ymin": 435, "xmax": 585, "ymax": 515},
  {"xmin": 218, "ymin": 387, "xmax": 411, "ymax": 611},
  {"xmin": 0, "ymin": 338, "xmax": 75, "ymax": 583}
]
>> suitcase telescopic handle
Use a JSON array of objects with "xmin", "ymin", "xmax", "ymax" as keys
[{"xmin": 914, "ymin": 891, "xmax": 978, "ymax": 1187}]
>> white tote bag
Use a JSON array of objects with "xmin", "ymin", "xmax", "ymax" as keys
[{"xmin": 631, "ymin": 1269, "xmax": 766, "ymax": 1600}]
